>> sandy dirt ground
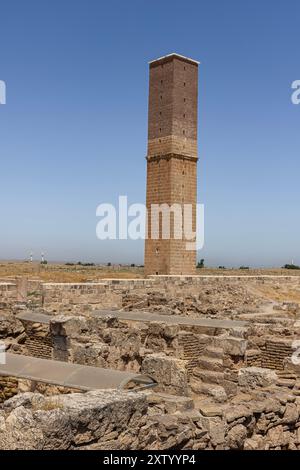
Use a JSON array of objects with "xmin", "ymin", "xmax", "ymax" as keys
[{"xmin": 0, "ymin": 261, "xmax": 300, "ymax": 283}]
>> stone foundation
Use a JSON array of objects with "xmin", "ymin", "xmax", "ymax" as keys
[
  {"xmin": 1, "ymin": 388, "xmax": 300, "ymax": 450},
  {"xmin": 2, "ymin": 275, "xmax": 300, "ymax": 315}
]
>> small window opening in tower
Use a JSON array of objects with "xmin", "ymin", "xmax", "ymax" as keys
[
  {"xmin": 183, "ymin": 98, "xmax": 186, "ymax": 102},
  {"xmin": 183, "ymin": 113, "xmax": 186, "ymax": 118},
  {"xmin": 159, "ymin": 111, "xmax": 162, "ymax": 116},
  {"xmin": 160, "ymin": 95, "xmax": 163, "ymax": 100},
  {"xmin": 184, "ymin": 82, "xmax": 186, "ymax": 87},
  {"xmin": 183, "ymin": 129, "xmax": 185, "ymax": 135},
  {"xmin": 161, "ymin": 79, "xmax": 163, "ymax": 84},
  {"xmin": 184, "ymin": 66, "xmax": 186, "ymax": 70},
  {"xmin": 159, "ymin": 128, "xmax": 162, "ymax": 132},
  {"xmin": 156, "ymin": 247, "xmax": 159, "ymax": 255}
]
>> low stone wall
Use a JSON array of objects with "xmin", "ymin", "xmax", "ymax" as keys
[
  {"xmin": 261, "ymin": 339, "xmax": 294, "ymax": 370},
  {"xmin": 1, "ymin": 387, "xmax": 300, "ymax": 450},
  {"xmin": 2, "ymin": 275, "xmax": 300, "ymax": 315},
  {"xmin": 20, "ymin": 321, "xmax": 53, "ymax": 359},
  {"xmin": 47, "ymin": 313, "xmax": 300, "ymax": 399},
  {"xmin": 50, "ymin": 314, "xmax": 191, "ymax": 394},
  {"xmin": 0, "ymin": 283, "xmax": 17, "ymax": 306},
  {"xmin": 246, "ymin": 323, "xmax": 299, "ymax": 372},
  {"xmin": 42, "ymin": 282, "xmax": 122, "ymax": 312}
]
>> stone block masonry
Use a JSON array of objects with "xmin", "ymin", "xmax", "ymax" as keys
[
  {"xmin": 145, "ymin": 54, "xmax": 199, "ymax": 275},
  {"xmin": 1, "ymin": 387, "xmax": 300, "ymax": 450},
  {"xmin": 0, "ymin": 283, "xmax": 17, "ymax": 305},
  {"xmin": 3, "ymin": 275, "xmax": 300, "ymax": 315}
]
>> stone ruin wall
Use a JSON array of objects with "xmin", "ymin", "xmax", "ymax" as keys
[
  {"xmin": 0, "ymin": 283, "xmax": 17, "ymax": 306},
  {"xmin": 1, "ymin": 387, "xmax": 300, "ymax": 450},
  {"xmin": 2, "ymin": 275, "xmax": 300, "ymax": 316},
  {"xmin": 0, "ymin": 276, "xmax": 281, "ymax": 311},
  {"xmin": 2, "ymin": 276, "xmax": 300, "ymax": 449},
  {"xmin": 2, "ymin": 286, "xmax": 300, "ymax": 401},
  {"xmin": 20, "ymin": 321, "xmax": 52, "ymax": 359},
  {"xmin": 20, "ymin": 313, "xmax": 298, "ymax": 400}
]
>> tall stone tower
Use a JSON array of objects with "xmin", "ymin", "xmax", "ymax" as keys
[{"xmin": 144, "ymin": 53, "xmax": 199, "ymax": 276}]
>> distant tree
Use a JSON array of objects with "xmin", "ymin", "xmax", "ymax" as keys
[
  {"xmin": 65, "ymin": 262, "xmax": 75, "ymax": 266},
  {"xmin": 197, "ymin": 259, "xmax": 205, "ymax": 269},
  {"xmin": 239, "ymin": 266, "xmax": 249, "ymax": 270},
  {"xmin": 107, "ymin": 262, "xmax": 112, "ymax": 267},
  {"xmin": 131, "ymin": 263, "xmax": 135, "ymax": 267},
  {"xmin": 219, "ymin": 266, "xmax": 226, "ymax": 269},
  {"xmin": 283, "ymin": 264, "xmax": 300, "ymax": 270},
  {"xmin": 40, "ymin": 260, "xmax": 48, "ymax": 265}
]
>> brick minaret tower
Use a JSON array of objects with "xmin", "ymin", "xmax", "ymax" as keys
[{"xmin": 144, "ymin": 53, "xmax": 199, "ymax": 275}]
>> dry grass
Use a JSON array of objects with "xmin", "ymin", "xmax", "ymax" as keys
[
  {"xmin": 0, "ymin": 262, "xmax": 300, "ymax": 283},
  {"xmin": 0, "ymin": 262, "xmax": 143, "ymax": 282},
  {"xmin": 199, "ymin": 267, "xmax": 300, "ymax": 277},
  {"xmin": 249, "ymin": 284, "xmax": 300, "ymax": 303}
]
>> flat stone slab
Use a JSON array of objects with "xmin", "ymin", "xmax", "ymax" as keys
[
  {"xmin": 16, "ymin": 311, "xmax": 52, "ymax": 324},
  {"xmin": 92, "ymin": 309, "xmax": 247, "ymax": 330},
  {"xmin": 0, "ymin": 353, "xmax": 157, "ymax": 391},
  {"xmin": 197, "ymin": 400, "xmax": 224, "ymax": 417}
]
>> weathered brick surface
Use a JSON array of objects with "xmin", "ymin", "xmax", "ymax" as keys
[{"xmin": 145, "ymin": 54, "xmax": 198, "ymax": 275}]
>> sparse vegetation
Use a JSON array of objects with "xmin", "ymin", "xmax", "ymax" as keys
[
  {"xmin": 27, "ymin": 291, "xmax": 40, "ymax": 297},
  {"xmin": 76, "ymin": 262, "xmax": 95, "ymax": 266},
  {"xmin": 282, "ymin": 264, "xmax": 300, "ymax": 270},
  {"xmin": 2, "ymin": 262, "xmax": 300, "ymax": 283}
]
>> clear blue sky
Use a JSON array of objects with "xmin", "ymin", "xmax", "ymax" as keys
[{"xmin": 1, "ymin": 0, "xmax": 299, "ymax": 267}]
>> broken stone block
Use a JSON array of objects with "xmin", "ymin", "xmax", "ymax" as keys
[
  {"xmin": 224, "ymin": 404, "xmax": 252, "ymax": 423},
  {"xmin": 282, "ymin": 402, "xmax": 299, "ymax": 424},
  {"xmin": 226, "ymin": 424, "xmax": 247, "ymax": 449},
  {"xmin": 238, "ymin": 367, "xmax": 278, "ymax": 389},
  {"xmin": 266, "ymin": 425, "xmax": 290, "ymax": 448},
  {"xmin": 198, "ymin": 415, "xmax": 225, "ymax": 446},
  {"xmin": 197, "ymin": 382, "xmax": 227, "ymax": 403},
  {"xmin": 244, "ymin": 434, "xmax": 264, "ymax": 450},
  {"xmin": 222, "ymin": 337, "xmax": 248, "ymax": 356},
  {"xmin": 197, "ymin": 400, "xmax": 224, "ymax": 417},
  {"xmin": 142, "ymin": 354, "xmax": 189, "ymax": 396}
]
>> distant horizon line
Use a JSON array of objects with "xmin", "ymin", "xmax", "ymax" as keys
[{"xmin": 0, "ymin": 258, "xmax": 298, "ymax": 270}]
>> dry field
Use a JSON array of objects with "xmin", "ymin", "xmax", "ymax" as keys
[
  {"xmin": 0, "ymin": 261, "xmax": 300, "ymax": 283},
  {"xmin": 0, "ymin": 262, "xmax": 143, "ymax": 282}
]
